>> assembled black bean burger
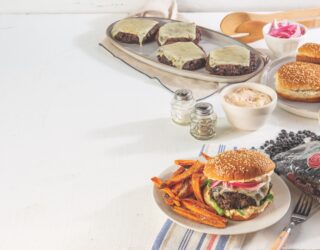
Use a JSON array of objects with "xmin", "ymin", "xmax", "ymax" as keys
[{"xmin": 203, "ymin": 149, "xmax": 275, "ymax": 220}]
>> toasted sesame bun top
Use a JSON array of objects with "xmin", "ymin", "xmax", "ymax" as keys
[
  {"xmin": 275, "ymin": 62, "xmax": 320, "ymax": 91},
  {"xmin": 204, "ymin": 149, "xmax": 275, "ymax": 181},
  {"xmin": 298, "ymin": 43, "xmax": 320, "ymax": 59}
]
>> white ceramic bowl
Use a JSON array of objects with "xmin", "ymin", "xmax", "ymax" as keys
[
  {"xmin": 221, "ymin": 83, "xmax": 277, "ymax": 131},
  {"xmin": 262, "ymin": 22, "xmax": 307, "ymax": 58}
]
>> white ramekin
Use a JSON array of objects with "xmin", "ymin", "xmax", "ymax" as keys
[
  {"xmin": 221, "ymin": 83, "xmax": 277, "ymax": 131},
  {"xmin": 262, "ymin": 22, "xmax": 307, "ymax": 58}
]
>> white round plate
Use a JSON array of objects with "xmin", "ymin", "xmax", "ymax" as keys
[
  {"xmin": 261, "ymin": 56, "xmax": 320, "ymax": 120},
  {"xmin": 153, "ymin": 164, "xmax": 291, "ymax": 235}
]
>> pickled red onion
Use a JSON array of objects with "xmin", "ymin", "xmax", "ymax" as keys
[
  {"xmin": 210, "ymin": 180, "xmax": 221, "ymax": 188},
  {"xmin": 268, "ymin": 20, "xmax": 305, "ymax": 38}
]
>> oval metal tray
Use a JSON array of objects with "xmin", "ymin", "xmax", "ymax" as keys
[{"xmin": 106, "ymin": 17, "xmax": 269, "ymax": 83}]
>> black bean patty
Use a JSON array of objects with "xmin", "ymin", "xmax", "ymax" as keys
[
  {"xmin": 205, "ymin": 53, "xmax": 258, "ymax": 76},
  {"xmin": 113, "ymin": 23, "xmax": 160, "ymax": 44},
  {"xmin": 157, "ymin": 54, "xmax": 206, "ymax": 71},
  {"xmin": 156, "ymin": 27, "xmax": 201, "ymax": 45},
  {"xmin": 212, "ymin": 183, "xmax": 272, "ymax": 210},
  {"xmin": 215, "ymin": 192, "xmax": 257, "ymax": 210}
]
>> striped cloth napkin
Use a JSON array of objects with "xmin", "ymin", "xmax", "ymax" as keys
[{"xmin": 152, "ymin": 144, "xmax": 252, "ymax": 250}]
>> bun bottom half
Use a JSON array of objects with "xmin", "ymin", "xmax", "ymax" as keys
[
  {"xmin": 276, "ymin": 87, "xmax": 320, "ymax": 103},
  {"xmin": 296, "ymin": 55, "xmax": 320, "ymax": 65},
  {"xmin": 227, "ymin": 201, "xmax": 271, "ymax": 221}
]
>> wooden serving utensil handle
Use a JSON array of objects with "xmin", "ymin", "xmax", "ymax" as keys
[
  {"xmin": 270, "ymin": 225, "xmax": 293, "ymax": 250},
  {"xmin": 299, "ymin": 17, "xmax": 320, "ymax": 28},
  {"xmin": 253, "ymin": 7, "xmax": 320, "ymax": 22}
]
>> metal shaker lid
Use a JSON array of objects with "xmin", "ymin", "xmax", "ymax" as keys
[
  {"xmin": 194, "ymin": 102, "xmax": 213, "ymax": 115},
  {"xmin": 174, "ymin": 89, "xmax": 193, "ymax": 101}
]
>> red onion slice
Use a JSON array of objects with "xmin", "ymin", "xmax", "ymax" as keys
[{"xmin": 210, "ymin": 180, "xmax": 221, "ymax": 188}]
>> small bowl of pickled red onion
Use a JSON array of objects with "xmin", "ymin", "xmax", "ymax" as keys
[{"xmin": 263, "ymin": 20, "xmax": 307, "ymax": 57}]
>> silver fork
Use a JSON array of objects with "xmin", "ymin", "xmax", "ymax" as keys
[{"xmin": 270, "ymin": 193, "xmax": 313, "ymax": 250}]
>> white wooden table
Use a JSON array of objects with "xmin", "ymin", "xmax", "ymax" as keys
[{"xmin": 0, "ymin": 13, "xmax": 319, "ymax": 250}]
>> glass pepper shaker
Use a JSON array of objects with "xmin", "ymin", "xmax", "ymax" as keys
[
  {"xmin": 171, "ymin": 89, "xmax": 195, "ymax": 125},
  {"xmin": 190, "ymin": 102, "xmax": 217, "ymax": 140}
]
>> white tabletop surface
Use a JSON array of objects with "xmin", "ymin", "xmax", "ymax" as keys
[{"xmin": 0, "ymin": 12, "xmax": 319, "ymax": 250}]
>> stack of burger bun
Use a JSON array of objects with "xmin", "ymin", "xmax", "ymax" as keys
[{"xmin": 275, "ymin": 43, "xmax": 320, "ymax": 103}]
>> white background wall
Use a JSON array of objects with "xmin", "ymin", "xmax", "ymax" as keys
[{"xmin": 0, "ymin": 0, "xmax": 319, "ymax": 13}]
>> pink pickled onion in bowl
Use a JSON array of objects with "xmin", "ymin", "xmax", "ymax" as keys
[{"xmin": 268, "ymin": 20, "xmax": 305, "ymax": 38}]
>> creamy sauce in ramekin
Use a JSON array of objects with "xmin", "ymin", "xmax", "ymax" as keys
[{"xmin": 225, "ymin": 87, "xmax": 272, "ymax": 107}]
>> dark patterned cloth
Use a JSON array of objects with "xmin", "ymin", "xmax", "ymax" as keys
[{"xmin": 273, "ymin": 141, "xmax": 320, "ymax": 202}]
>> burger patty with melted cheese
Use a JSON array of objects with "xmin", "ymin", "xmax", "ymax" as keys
[{"xmin": 210, "ymin": 182, "xmax": 272, "ymax": 210}]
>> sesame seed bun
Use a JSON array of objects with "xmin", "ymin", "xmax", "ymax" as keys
[
  {"xmin": 203, "ymin": 149, "xmax": 275, "ymax": 181},
  {"xmin": 297, "ymin": 43, "xmax": 320, "ymax": 64},
  {"xmin": 275, "ymin": 62, "xmax": 320, "ymax": 102}
]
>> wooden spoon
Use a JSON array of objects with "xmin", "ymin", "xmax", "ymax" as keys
[
  {"xmin": 234, "ymin": 20, "xmax": 266, "ymax": 43},
  {"xmin": 220, "ymin": 8, "xmax": 320, "ymax": 35},
  {"xmin": 233, "ymin": 17, "xmax": 320, "ymax": 43}
]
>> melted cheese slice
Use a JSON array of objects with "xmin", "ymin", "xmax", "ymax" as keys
[
  {"xmin": 157, "ymin": 42, "xmax": 206, "ymax": 69},
  {"xmin": 209, "ymin": 45, "xmax": 250, "ymax": 67},
  {"xmin": 111, "ymin": 18, "xmax": 158, "ymax": 45},
  {"xmin": 158, "ymin": 22, "xmax": 196, "ymax": 45}
]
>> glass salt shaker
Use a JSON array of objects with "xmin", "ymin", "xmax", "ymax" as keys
[
  {"xmin": 171, "ymin": 89, "xmax": 195, "ymax": 125},
  {"xmin": 190, "ymin": 102, "xmax": 217, "ymax": 140}
]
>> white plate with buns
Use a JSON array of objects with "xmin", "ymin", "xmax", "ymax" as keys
[{"xmin": 262, "ymin": 56, "xmax": 320, "ymax": 119}]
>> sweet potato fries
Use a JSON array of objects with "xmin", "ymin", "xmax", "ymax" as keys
[{"xmin": 151, "ymin": 160, "xmax": 227, "ymax": 228}]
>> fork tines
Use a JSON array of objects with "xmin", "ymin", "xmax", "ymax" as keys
[{"xmin": 293, "ymin": 194, "xmax": 313, "ymax": 218}]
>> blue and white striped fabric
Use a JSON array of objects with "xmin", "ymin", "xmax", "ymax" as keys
[{"xmin": 152, "ymin": 144, "xmax": 247, "ymax": 250}]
